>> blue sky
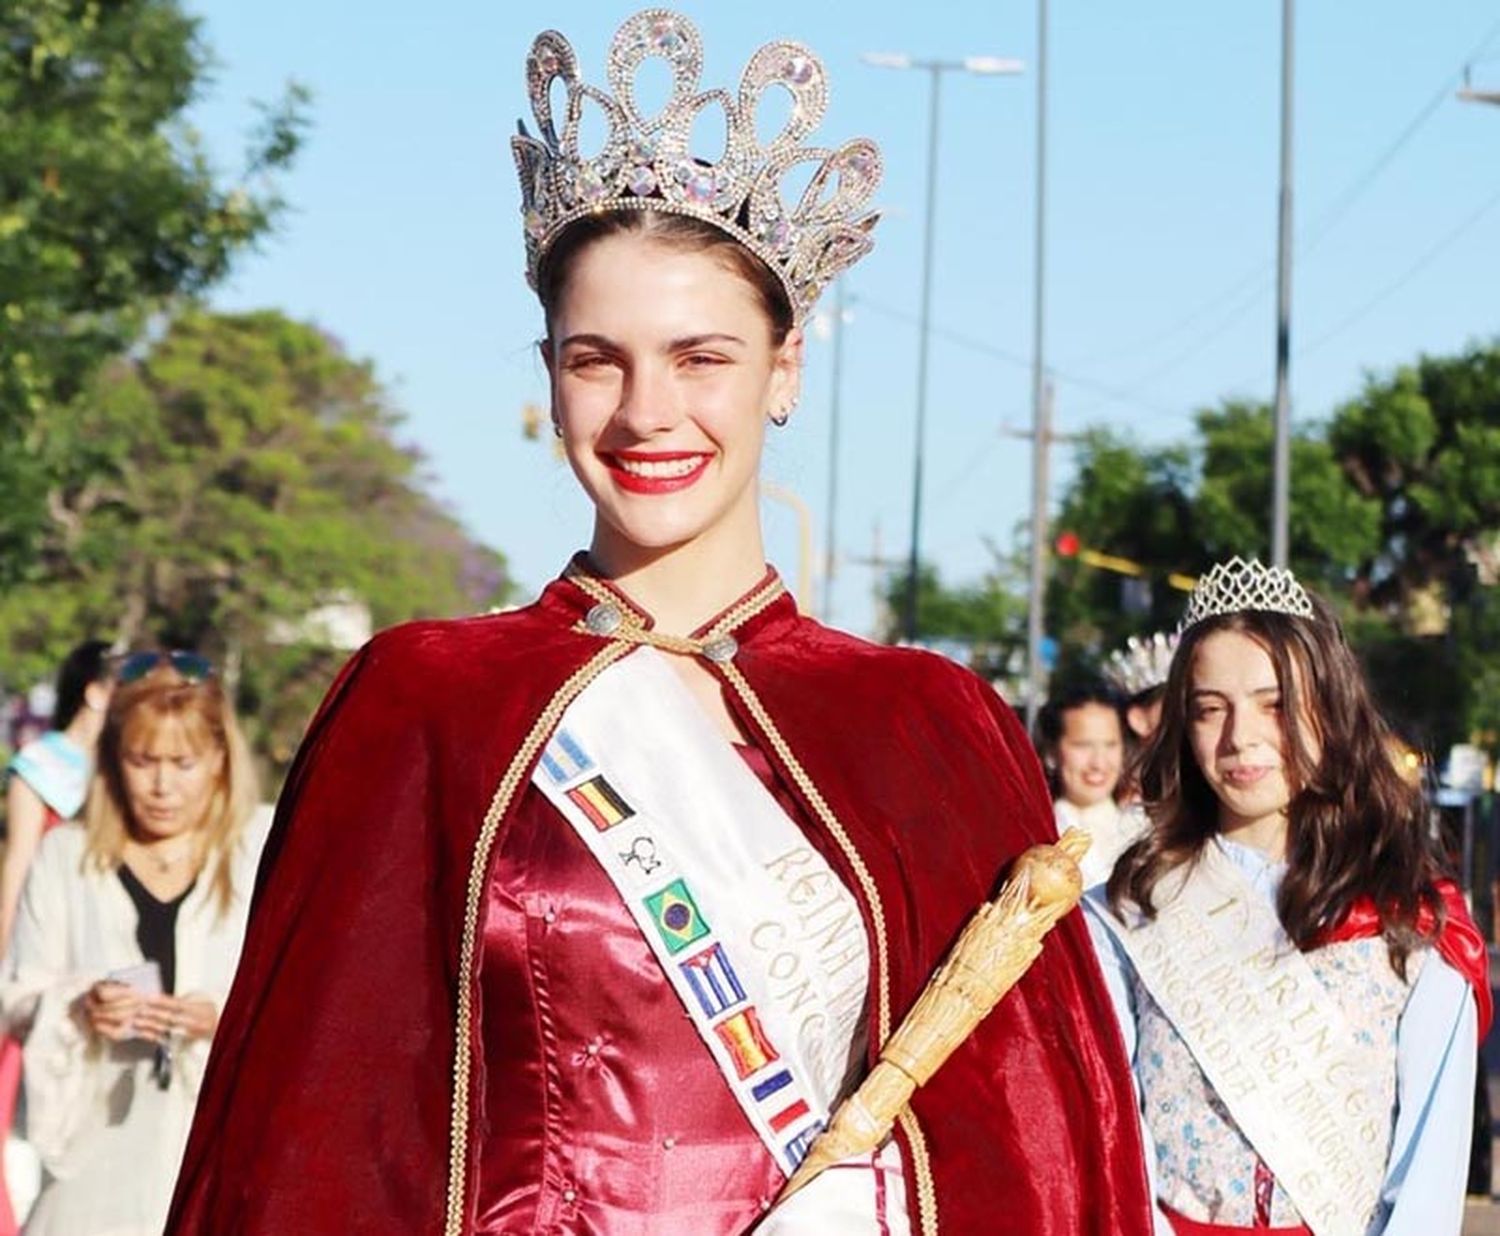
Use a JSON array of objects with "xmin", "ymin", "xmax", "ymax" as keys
[{"xmin": 188, "ymin": 1, "xmax": 1500, "ymax": 632}]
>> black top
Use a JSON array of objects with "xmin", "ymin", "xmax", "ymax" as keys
[{"xmin": 117, "ymin": 865, "xmax": 195, "ymax": 995}]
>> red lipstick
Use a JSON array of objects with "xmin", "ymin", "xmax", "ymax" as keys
[{"xmin": 603, "ymin": 450, "xmax": 712, "ymax": 495}]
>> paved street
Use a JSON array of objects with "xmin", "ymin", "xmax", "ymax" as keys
[{"xmin": 1468, "ymin": 1199, "xmax": 1500, "ymax": 1235}]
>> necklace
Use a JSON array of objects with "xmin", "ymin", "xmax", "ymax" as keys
[{"xmin": 135, "ymin": 839, "xmax": 199, "ymax": 875}]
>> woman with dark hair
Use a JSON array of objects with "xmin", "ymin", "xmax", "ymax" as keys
[
  {"xmin": 1035, "ymin": 680, "xmax": 1138, "ymax": 886},
  {"xmin": 165, "ymin": 10, "xmax": 1155, "ymax": 1235},
  {"xmin": 1089, "ymin": 558, "xmax": 1490, "ymax": 1235}
]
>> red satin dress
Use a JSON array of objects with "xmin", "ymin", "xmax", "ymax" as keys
[{"xmin": 473, "ymin": 749, "xmax": 815, "ymax": 1233}]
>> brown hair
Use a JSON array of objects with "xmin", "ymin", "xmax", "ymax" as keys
[
  {"xmin": 1107, "ymin": 597, "xmax": 1447, "ymax": 975},
  {"xmin": 536, "ymin": 211, "xmax": 795, "ymax": 346},
  {"xmin": 84, "ymin": 666, "xmax": 259, "ymax": 916}
]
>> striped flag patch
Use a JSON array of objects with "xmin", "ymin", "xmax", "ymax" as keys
[
  {"xmin": 644, "ymin": 879, "xmax": 709, "ymax": 954},
  {"xmin": 679, "ymin": 944, "xmax": 746, "ymax": 1018},
  {"xmin": 539, "ymin": 729, "xmax": 595, "ymax": 785},
  {"xmin": 565, "ymin": 775, "xmax": 633, "ymax": 832},
  {"xmin": 783, "ymin": 1122, "xmax": 824, "ymax": 1170},
  {"xmin": 713, "ymin": 1007, "xmax": 779, "ymax": 1079}
]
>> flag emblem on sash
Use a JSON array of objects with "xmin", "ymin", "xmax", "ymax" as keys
[
  {"xmin": 566, "ymin": 775, "xmax": 633, "ymax": 832},
  {"xmin": 680, "ymin": 944, "xmax": 746, "ymax": 1017},
  {"xmin": 767, "ymin": 1098, "xmax": 810, "ymax": 1133},
  {"xmin": 751, "ymin": 1069, "xmax": 808, "ymax": 1132},
  {"xmin": 783, "ymin": 1122, "xmax": 823, "ymax": 1169},
  {"xmin": 751, "ymin": 1069, "xmax": 793, "ymax": 1102},
  {"xmin": 713, "ymin": 1007, "xmax": 779, "ymax": 1078},
  {"xmin": 645, "ymin": 879, "xmax": 709, "ymax": 954},
  {"xmin": 539, "ymin": 729, "xmax": 594, "ymax": 785}
]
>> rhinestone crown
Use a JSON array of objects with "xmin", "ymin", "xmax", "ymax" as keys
[
  {"xmin": 1103, "ymin": 632, "xmax": 1180, "ymax": 697},
  {"xmin": 511, "ymin": 9, "xmax": 882, "ymax": 323},
  {"xmin": 1179, "ymin": 557, "xmax": 1316, "ymax": 631}
]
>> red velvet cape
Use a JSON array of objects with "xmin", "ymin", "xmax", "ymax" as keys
[
  {"xmin": 166, "ymin": 569, "xmax": 1154, "ymax": 1234},
  {"xmin": 1321, "ymin": 880, "xmax": 1492, "ymax": 1038}
]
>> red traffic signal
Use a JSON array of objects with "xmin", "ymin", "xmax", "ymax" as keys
[{"xmin": 1055, "ymin": 531, "xmax": 1080, "ymax": 558}]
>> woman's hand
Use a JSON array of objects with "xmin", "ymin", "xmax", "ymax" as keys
[
  {"xmin": 159, "ymin": 994, "xmax": 219, "ymax": 1042},
  {"xmin": 79, "ymin": 986, "xmax": 218, "ymax": 1044},
  {"xmin": 80, "ymin": 981, "xmax": 151, "ymax": 1042}
]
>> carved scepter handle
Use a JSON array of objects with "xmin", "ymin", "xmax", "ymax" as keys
[{"xmin": 778, "ymin": 829, "xmax": 1091, "ymax": 1201}]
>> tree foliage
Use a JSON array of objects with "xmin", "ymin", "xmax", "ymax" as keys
[
  {"xmin": 0, "ymin": 309, "xmax": 512, "ymax": 772},
  {"xmin": 0, "ymin": 0, "xmax": 308, "ymax": 581},
  {"xmin": 1042, "ymin": 343, "xmax": 1500, "ymax": 754}
]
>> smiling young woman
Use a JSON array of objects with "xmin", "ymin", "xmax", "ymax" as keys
[
  {"xmin": 165, "ymin": 11, "xmax": 1155, "ymax": 1236},
  {"xmin": 1090, "ymin": 559, "xmax": 1490, "ymax": 1236},
  {"xmin": 1035, "ymin": 681, "xmax": 1140, "ymax": 887}
]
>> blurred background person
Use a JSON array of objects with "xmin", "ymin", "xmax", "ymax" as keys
[
  {"xmin": 1103, "ymin": 631, "xmax": 1179, "ymax": 746},
  {"xmin": 2, "ymin": 641, "xmax": 114, "ymax": 950},
  {"xmin": 0, "ymin": 639, "xmax": 113, "ymax": 1234},
  {"xmin": 1036, "ymin": 680, "xmax": 1136, "ymax": 887},
  {"xmin": 0, "ymin": 651, "xmax": 265, "ymax": 1236}
]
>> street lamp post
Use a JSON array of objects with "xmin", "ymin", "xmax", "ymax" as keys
[
  {"xmin": 1024, "ymin": 0, "xmax": 1050, "ymax": 728},
  {"xmin": 822, "ymin": 279, "xmax": 849, "ymax": 624},
  {"xmin": 1459, "ymin": 87, "xmax": 1500, "ymax": 104},
  {"xmin": 862, "ymin": 51, "xmax": 1023, "ymax": 644}
]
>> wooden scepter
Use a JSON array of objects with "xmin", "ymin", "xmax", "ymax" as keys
[{"xmin": 778, "ymin": 828, "xmax": 1092, "ymax": 1201}]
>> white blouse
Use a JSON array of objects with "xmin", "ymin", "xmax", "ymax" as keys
[{"xmin": 0, "ymin": 818, "xmax": 268, "ymax": 1236}]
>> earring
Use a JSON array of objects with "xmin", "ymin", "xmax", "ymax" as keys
[
  {"xmin": 552, "ymin": 420, "xmax": 563, "ymax": 438},
  {"xmin": 769, "ymin": 397, "xmax": 796, "ymax": 427}
]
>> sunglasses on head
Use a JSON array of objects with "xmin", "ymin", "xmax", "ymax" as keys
[{"xmin": 116, "ymin": 651, "xmax": 214, "ymax": 685}]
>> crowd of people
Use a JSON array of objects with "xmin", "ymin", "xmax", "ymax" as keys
[{"xmin": 0, "ymin": 7, "xmax": 1490, "ymax": 1235}]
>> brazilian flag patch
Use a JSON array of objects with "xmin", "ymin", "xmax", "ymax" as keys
[{"xmin": 644, "ymin": 879, "xmax": 710, "ymax": 955}]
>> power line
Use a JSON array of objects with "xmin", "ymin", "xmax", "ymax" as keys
[
  {"xmin": 1062, "ymin": 14, "xmax": 1500, "ymax": 381},
  {"xmin": 1298, "ymin": 182, "xmax": 1500, "ymax": 357},
  {"xmin": 852, "ymin": 294, "xmax": 1187, "ymax": 422}
]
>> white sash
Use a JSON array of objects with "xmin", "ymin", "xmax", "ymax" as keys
[
  {"xmin": 1097, "ymin": 843, "xmax": 1386, "ymax": 1236},
  {"xmin": 531, "ymin": 648, "xmax": 870, "ymax": 1177}
]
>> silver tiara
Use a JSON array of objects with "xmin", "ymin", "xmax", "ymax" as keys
[
  {"xmin": 1103, "ymin": 632, "xmax": 1180, "ymax": 696},
  {"xmin": 1179, "ymin": 557, "xmax": 1316, "ymax": 630},
  {"xmin": 511, "ymin": 9, "xmax": 882, "ymax": 323}
]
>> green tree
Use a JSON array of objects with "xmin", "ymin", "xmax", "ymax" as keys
[
  {"xmin": 0, "ymin": 0, "xmax": 307, "ymax": 580},
  {"xmin": 1327, "ymin": 341, "xmax": 1500, "ymax": 749},
  {"xmin": 0, "ymin": 309, "xmax": 511, "ymax": 774},
  {"xmin": 1047, "ymin": 402, "xmax": 1381, "ymax": 661},
  {"xmin": 878, "ymin": 558, "xmax": 1028, "ymax": 679}
]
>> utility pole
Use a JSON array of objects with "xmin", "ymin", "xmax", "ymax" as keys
[
  {"xmin": 1270, "ymin": 0, "xmax": 1295, "ymax": 568},
  {"xmin": 848, "ymin": 522, "xmax": 903, "ymax": 641},
  {"xmin": 1017, "ymin": 384, "xmax": 1060, "ymax": 727}
]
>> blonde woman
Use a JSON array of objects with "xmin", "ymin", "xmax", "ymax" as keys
[{"xmin": 0, "ymin": 653, "xmax": 266, "ymax": 1236}]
